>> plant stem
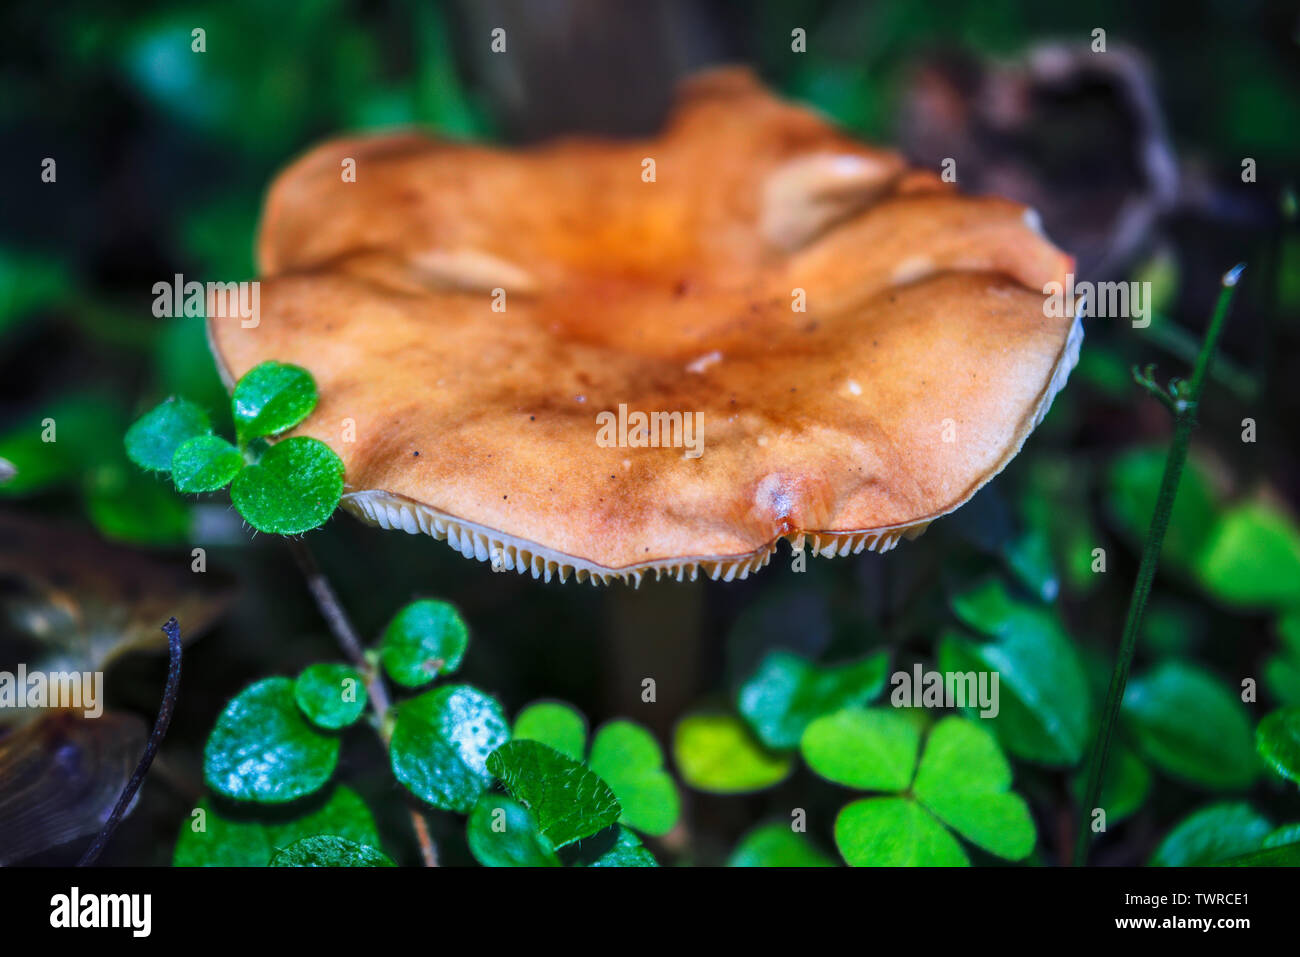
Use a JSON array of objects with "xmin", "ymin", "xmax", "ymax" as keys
[
  {"xmin": 79, "ymin": 618, "xmax": 183, "ymax": 866},
  {"xmin": 286, "ymin": 537, "xmax": 437, "ymax": 867},
  {"xmin": 1073, "ymin": 264, "xmax": 1244, "ymax": 866}
]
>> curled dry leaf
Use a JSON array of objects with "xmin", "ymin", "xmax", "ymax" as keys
[
  {"xmin": 210, "ymin": 68, "xmax": 1080, "ymax": 584},
  {"xmin": 0, "ymin": 710, "xmax": 147, "ymax": 865},
  {"xmin": 0, "ymin": 511, "xmax": 233, "ymax": 676}
]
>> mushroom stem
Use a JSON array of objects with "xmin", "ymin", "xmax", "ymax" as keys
[
  {"xmin": 285, "ymin": 536, "xmax": 438, "ymax": 867},
  {"xmin": 1073, "ymin": 263, "xmax": 1244, "ymax": 866}
]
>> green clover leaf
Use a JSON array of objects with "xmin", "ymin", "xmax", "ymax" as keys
[
  {"xmin": 231, "ymin": 360, "xmax": 318, "ymax": 445},
  {"xmin": 230, "ymin": 436, "xmax": 343, "ymax": 534}
]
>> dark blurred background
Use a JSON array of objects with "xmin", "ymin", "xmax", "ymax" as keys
[{"xmin": 1, "ymin": 0, "xmax": 1298, "ymax": 866}]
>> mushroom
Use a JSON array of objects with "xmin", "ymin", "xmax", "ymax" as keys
[{"xmin": 208, "ymin": 68, "xmax": 1081, "ymax": 584}]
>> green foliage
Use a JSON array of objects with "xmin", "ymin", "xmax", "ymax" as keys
[
  {"xmin": 124, "ymin": 397, "xmax": 212, "ymax": 472},
  {"xmin": 728, "ymin": 823, "xmax": 835, "ymax": 867},
  {"xmin": 204, "ymin": 677, "xmax": 340, "ymax": 803},
  {"xmin": 1196, "ymin": 503, "xmax": 1300, "ymax": 609},
  {"xmin": 944, "ymin": 578, "xmax": 1090, "ymax": 765},
  {"xmin": 1256, "ymin": 707, "xmax": 1300, "ymax": 785},
  {"xmin": 588, "ymin": 721, "xmax": 679, "ymax": 837},
  {"xmin": 174, "ymin": 786, "xmax": 381, "ymax": 867},
  {"xmin": 510, "ymin": 706, "xmax": 679, "ymax": 836},
  {"xmin": 295, "ymin": 663, "xmax": 367, "ymax": 731},
  {"xmin": 737, "ymin": 649, "xmax": 889, "ymax": 749},
  {"xmin": 1150, "ymin": 802, "xmax": 1272, "ymax": 866},
  {"xmin": 570, "ymin": 826, "xmax": 658, "ymax": 867},
  {"xmin": 487, "ymin": 740, "xmax": 621, "ymax": 849},
  {"xmin": 379, "ymin": 599, "xmax": 469, "ymax": 688},
  {"xmin": 513, "ymin": 701, "xmax": 587, "ymax": 761},
  {"xmin": 466, "ymin": 795, "xmax": 560, "ymax": 867},
  {"xmin": 1105, "ymin": 446, "xmax": 1218, "ymax": 575},
  {"xmin": 673, "ymin": 712, "xmax": 793, "ymax": 793},
  {"xmin": 801, "ymin": 708, "xmax": 920, "ymax": 791},
  {"xmin": 1071, "ymin": 746, "xmax": 1152, "ymax": 825},
  {"xmin": 805, "ymin": 712, "xmax": 1034, "ymax": 866},
  {"xmin": 1265, "ymin": 612, "xmax": 1300, "ymax": 707},
  {"xmin": 231, "ymin": 360, "xmax": 318, "ymax": 445},
  {"xmin": 1122, "ymin": 662, "xmax": 1257, "ymax": 790},
  {"xmin": 230, "ymin": 436, "xmax": 344, "ymax": 534},
  {"xmin": 171, "ymin": 434, "xmax": 242, "ymax": 493},
  {"xmin": 836, "ymin": 798, "xmax": 969, "ymax": 867},
  {"xmin": 270, "ymin": 835, "xmax": 394, "ymax": 867},
  {"xmin": 125, "ymin": 360, "xmax": 344, "ymax": 534},
  {"xmin": 390, "ymin": 684, "xmax": 510, "ymax": 812},
  {"xmin": 911, "ymin": 718, "xmax": 1036, "ymax": 861}
]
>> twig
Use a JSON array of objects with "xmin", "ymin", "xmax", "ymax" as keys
[
  {"xmin": 285, "ymin": 536, "xmax": 437, "ymax": 867},
  {"xmin": 1073, "ymin": 263, "xmax": 1245, "ymax": 866},
  {"xmin": 79, "ymin": 617, "xmax": 183, "ymax": 866}
]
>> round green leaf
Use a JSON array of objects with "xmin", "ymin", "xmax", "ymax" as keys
[
  {"xmin": 1122, "ymin": 662, "xmax": 1257, "ymax": 790},
  {"xmin": 728, "ymin": 822, "xmax": 835, "ymax": 867},
  {"xmin": 466, "ymin": 795, "xmax": 560, "ymax": 867},
  {"xmin": 230, "ymin": 436, "xmax": 343, "ymax": 534},
  {"xmin": 204, "ymin": 677, "xmax": 340, "ymax": 804},
  {"xmin": 1256, "ymin": 706, "xmax": 1300, "ymax": 785},
  {"xmin": 946, "ymin": 579, "xmax": 1090, "ymax": 766},
  {"xmin": 673, "ymin": 712, "xmax": 792, "ymax": 794},
  {"xmin": 125, "ymin": 397, "xmax": 211, "ymax": 472},
  {"xmin": 1150, "ymin": 802, "xmax": 1272, "ymax": 866},
  {"xmin": 390, "ymin": 684, "xmax": 509, "ymax": 812},
  {"xmin": 294, "ymin": 663, "xmax": 367, "ymax": 730},
  {"xmin": 174, "ymin": 786, "xmax": 380, "ymax": 867},
  {"xmin": 486, "ymin": 740, "xmax": 621, "ymax": 849},
  {"xmin": 912, "ymin": 717, "xmax": 1035, "ymax": 861},
  {"xmin": 835, "ymin": 797, "xmax": 968, "ymax": 867},
  {"xmin": 270, "ymin": 835, "xmax": 393, "ymax": 867},
  {"xmin": 738, "ymin": 650, "xmax": 889, "ymax": 750},
  {"xmin": 171, "ymin": 434, "xmax": 242, "ymax": 493},
  {"xmin": 379, "ymin": 599, "xmax": 469, "ymax": 688},
  {"xmin": 800, "ymin": 707, "xmax": 920, "ymax": 791},
  {"xmin": 514, "ymin": 701, "xmax": 587, "ymax": 761},
  {"xmin": 588, "ymin": 720, "xmax": 680, "ymax": 837},
  {"xmin": 231, "ymin": 360, "xmax": 318, "ymax": 444},
  {"xmin": 1197, "ymin": 503, "xmax": 1300, "ymax": 609}
]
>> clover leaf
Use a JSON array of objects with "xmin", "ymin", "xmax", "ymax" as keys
[
  {"xmin": 737, "ymin": 649, "xmax": 889, "ymax": 750},
  {"xmin": 673, "ymin": 712, "xmax": 792, "ymax": 793},
  {"xmin": 390, "ymin": 684, "xmax": 509, "ymax": 812},
  {"xmin": 125, "ymin": 397, "xmax": 211, "ymax": 472},
  {"xmin": 466, "ymin": 795, "xmax": 560, "ymax": 867},
  {"xmin": 171, "ymin": 434, "xmax": 242, "ymax": 493},
  {"xmin": 231, "ymin": 360, "xmax": 318, "ymax": 445},
  {"xmin": 294, "ymin": 662, "xmax": 367, "ymax": 731},
  {"xmin": 379, "ymin": 599, "xmax": 469, "ymax": 689},
  {"xmin": 204, "ymin": 677, "xmax": 340, "ymax": 803},
  {"xmin": 174, "ymin": 786, "xmax": 380, "ymax": 867},
  {"xmin": 270, "ymin": 835, "xmax": 394, "ymax": 867},
  {"xmin": 230, "ymin": 436, "xmax": 343, "ymax": 534}
]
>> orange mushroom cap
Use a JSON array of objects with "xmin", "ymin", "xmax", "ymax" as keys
[{"xmin": 209, "ymin": 68, "xmax": 1081, "ymax": 585}]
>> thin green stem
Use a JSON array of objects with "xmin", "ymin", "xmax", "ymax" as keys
[{"xmin": 1073, "ymin": 264, "xmax": 1244, "ymax": 866}]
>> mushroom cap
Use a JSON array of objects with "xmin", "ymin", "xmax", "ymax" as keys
[{"xmin": 209, "ymin": 68, "xmax": 1081, "ymax": 584}]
